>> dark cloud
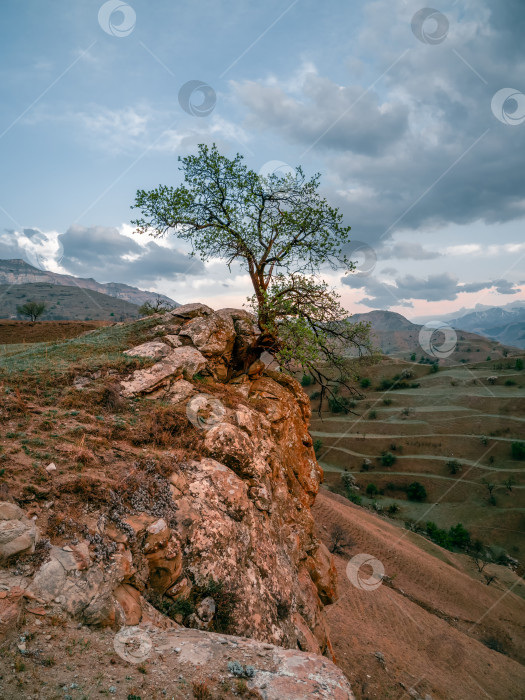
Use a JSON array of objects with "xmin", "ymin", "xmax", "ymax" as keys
[
  {"xmin": 234, "ymin": 0, "xmax": 525, "ymax": 246},
  {"xmin": 58, "ymin": 225, "xmax": 204, "ymax": 284},
  {"xmin": 234, "ymin": 74, "xmax": 409, "ymax": 156},
  {"xmin": 379, "ymin": 242, "xmax": 441, "ymax": 260},
  {"xmin": 342, "ymin": 272, "xmax": 521, "ymax": 308}
]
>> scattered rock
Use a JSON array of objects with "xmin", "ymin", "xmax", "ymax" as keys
[
  {"xmin": 124, "ymin": 341, "xmax": 171, "ymax": 359},
  {"xmin": 0, "ymin": 502, "xmax": 39, "ymax": 564},
  {"xmin": 170, "ymin": 303, "xmax": 214, "ymax": 319},
  {"xmin": 120, "ymin": 347, "xmax": 207, "ymax": 396}
]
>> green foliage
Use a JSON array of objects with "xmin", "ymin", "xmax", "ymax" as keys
[
  {"xmin": 328, "ymin": 395, "xmax": 354, "ymax": 413},
  {"xmin": 381, "ymin": 452, "xmax": 396, "ymax": 467},
  {"xmin": 425, "ymin": 521, "xmax": 470, "ymax": 551},
  {"xmin": 366, "ymin": 483, "xmax": 379, "ymax": 497},
  {"xmin": 313, "ymin": 438, "xmax": 323, "ymax": 456},
  {"xmin": 301, "ymin": 373, "xmax": 314, "ymax": 386},
  {"xmin": 132, "ymin": 143, "xmax": 371, "ymax": 404},
  {"xmin": 516, "ymin": 358, "xmax": 524, "ymax": 371},
  {"xmin": 511, "ymin": 442, "xmax": 525, "ymax": 460},
  {"xmin": 16, "ymin": 300, "xmax": 47, "ymax": 322},
  {"xmin": 387, "ymin": 503, "xmax": 400, "ymax": 515},
  {"xmin": 359, "ymin": 377, "xmax": 371, "ymax": 388},
  {"xmin": 429, "ymin": 362, "xmax": 439, "ymax": 373},
  {"xmin": 138, "ymin": 296, "xmax": 175, "ymax": 317},
  {"xmin": 447, "ymin": 459, "xmax": 461, "ymax": 475},
  {"xmin": 407, "ymin": 482, "xmax": 427, "ymax": 501},
  {"xmin": 368, "ymin": 410, "xmax": 377, "ymax": 420},
  {"xmin": 410, "ymin": 353, "xmax": 416, "ymax": 361}
]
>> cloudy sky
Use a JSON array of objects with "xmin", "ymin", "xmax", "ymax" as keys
[{"xmin": 1, "ymin": 0, "xmax": 524, "ymax": 319}]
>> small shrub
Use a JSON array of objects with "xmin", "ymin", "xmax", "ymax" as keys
[
  {"xmin": 366, "ymin": 483, "xmax": 379, "ymax": 497},
  {"xmin": 505, "ymin": 379, "xmax": 516, "ymax": 386},
  {"xmin": 328, "ymin": 524, "xmax": 353, "ymax": 555},
  {"xmin": 301, "ymin": 374, "xmax": 313, "ymax": 387},
  {"xmin": 447, "ymin": 459, "xmax": 461, "ymax": 475},
  {"xmin": 387, "ymin": 503, "xmax": 400, "ymax": 515},
  {"xmin": 516, "ymin": 358, "xmax": 524, "ymax": 371},
  {"xmin": 313, "ymin": 439, "xmax": 323, "ymax": 456},
  {"xmin": 382, "ymin": 397, "xmax": 392, "ymax": 405},
  {"xmin": 192, "ymin": 682, "xmax": 212, "ymax": 700},
  {"xmin": 360, "ymin": 377, "xmax": 371, "ymax": 388},
  {"xmin": 381, "ymin": 452, "xmax": 396, "ymax": 467},
  {"xmin": 407, "ymin": 482, "xmax": 427, "ymax": 501},
  {"xmin": 511, "ymin": 442, "xmax": 525, "ymax": 460},
  {"xmin": 368, "ymin": 410, "xmax": 377, "ymax": 420}
]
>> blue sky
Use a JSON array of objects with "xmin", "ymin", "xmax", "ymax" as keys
[{"xmin": 1, "ymin": 0, "xmax": 524, "ymax": 318}]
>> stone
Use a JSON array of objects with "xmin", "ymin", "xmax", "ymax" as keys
[
  {"xmin": 120, "ymin": 347, "xmax": 207, "ymax": 396},
  {"xmin": 0, "ymin": 503, "xmax": 39, "ymax": 564},
  {"xmin": 164, "ymin": 334, "xmax": 182, "ymax": 348},
  {"xmin": 124, "ymin": 341, "xmax": 171, "ymax": 360},
  {"xmin": 165, "ymin": 379, "xmax": 195, "ymax": 404},
  {"xmin": 114, "ymin": 584, "xmax": 142, "ymax": 625},
  {"xmin": 179, "ymin": 311, "xmax": 236, "ymax": 358},
  {"xmin": 170, "ymin": 303, "xmax": 214, "ymax": 319},
  {"xmin": 196, "ymin": 596, "xmax": 216, "ymax": 623},
  {"xmin": 45, "ymin": 462, "xmax": 57, "ymax": 472},
  {"xmin": 204, "ymin": 423, "xmax": 256, "ymax": 476}
]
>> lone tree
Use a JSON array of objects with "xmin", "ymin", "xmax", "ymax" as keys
[
  {"xmin": 138, "ymin": 295, "xmax": 176, "ymax": 317},
  {"xmin": 16, "ymin": 301, "xmax": 47, "ymax": 322},
  {"xmin": 132, "ymin": 143, "xmax": 371, "ymax": 404}
]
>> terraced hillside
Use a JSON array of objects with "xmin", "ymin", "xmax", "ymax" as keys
[{"xmin": 309, "ymin": 355, "xmax": 525, "ymax": 558}]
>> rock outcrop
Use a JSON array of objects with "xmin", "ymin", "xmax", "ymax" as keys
[{"xmin": 0, "ymin": 303, "xmax": 347, "ymax": 694}]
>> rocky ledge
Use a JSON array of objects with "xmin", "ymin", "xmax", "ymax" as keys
[{"xmin": 0, "ymin": 303, "xmax": 352, "ymax": 697}]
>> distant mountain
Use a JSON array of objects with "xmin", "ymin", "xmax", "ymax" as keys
[
  {"xmin": 0, "ymin": 283, "xmax": 140, "ymax": 322},
  {"xmin": 348, "ymin": 309, "xmax": 518, "ymax": 361},
  {"xmin": 446, "ymin": 306, "xmax": 525, "ymax": 349},
  {"xmin": 0, "ymin": 259, "xmax": 178, "ymax": 308}
]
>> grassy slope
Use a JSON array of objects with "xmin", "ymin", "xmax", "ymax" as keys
[{"xmin": 0, "ymin": 282, "xmax": 140, "ymax": 321}]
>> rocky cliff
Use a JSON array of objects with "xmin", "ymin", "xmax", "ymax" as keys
[{"xmin": 0, "ymin": 303, "xmax": 352, "ymax": 698}]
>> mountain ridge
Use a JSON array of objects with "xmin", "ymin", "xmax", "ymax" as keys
[{"xmin": 0, "ymin": 258, "xmax": 178, "ymax": 308}]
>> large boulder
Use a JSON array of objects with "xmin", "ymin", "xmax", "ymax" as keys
[{"xmin": 120, "ymin": 347, "xmax": 207, "ymax": 396}]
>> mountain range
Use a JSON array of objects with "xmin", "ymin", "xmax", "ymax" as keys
[
  {"xmin": 0, "ymin": 259, "xmax": 177, "ymax": 308},
  {"xmin": 349, "ymin": 309, "xmax": 518, "ymax": 361}
]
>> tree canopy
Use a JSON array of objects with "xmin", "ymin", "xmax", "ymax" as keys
[
  {"xmin": 132, "ymin": 143, "xmax": 371, "ymax": 406},
  {"xmin": 16, "ymin": 301, "xmax": 47, "ymax": 322}
]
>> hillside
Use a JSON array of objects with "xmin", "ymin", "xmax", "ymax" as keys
[
  {"xmin": 0, "ymin": 308, "xmax": 523, "ymax": 699},
  {"xmin": 308, "ymin": 353, "xmax": 525, "ymax": 556},
  {"xmin": 314, "ymin": 490, "xmax": 525, "ymax": 700},
  {"xmin": 0, "ymin": 282, "xmax": 140, "ymax": 322},
  {"xmin": 349, "ymin": 309, "xmax": 518, "ymax": 362},
  {"xmin": 0, "ymin": 259, "xmax": 178, "ymax": 308}
]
